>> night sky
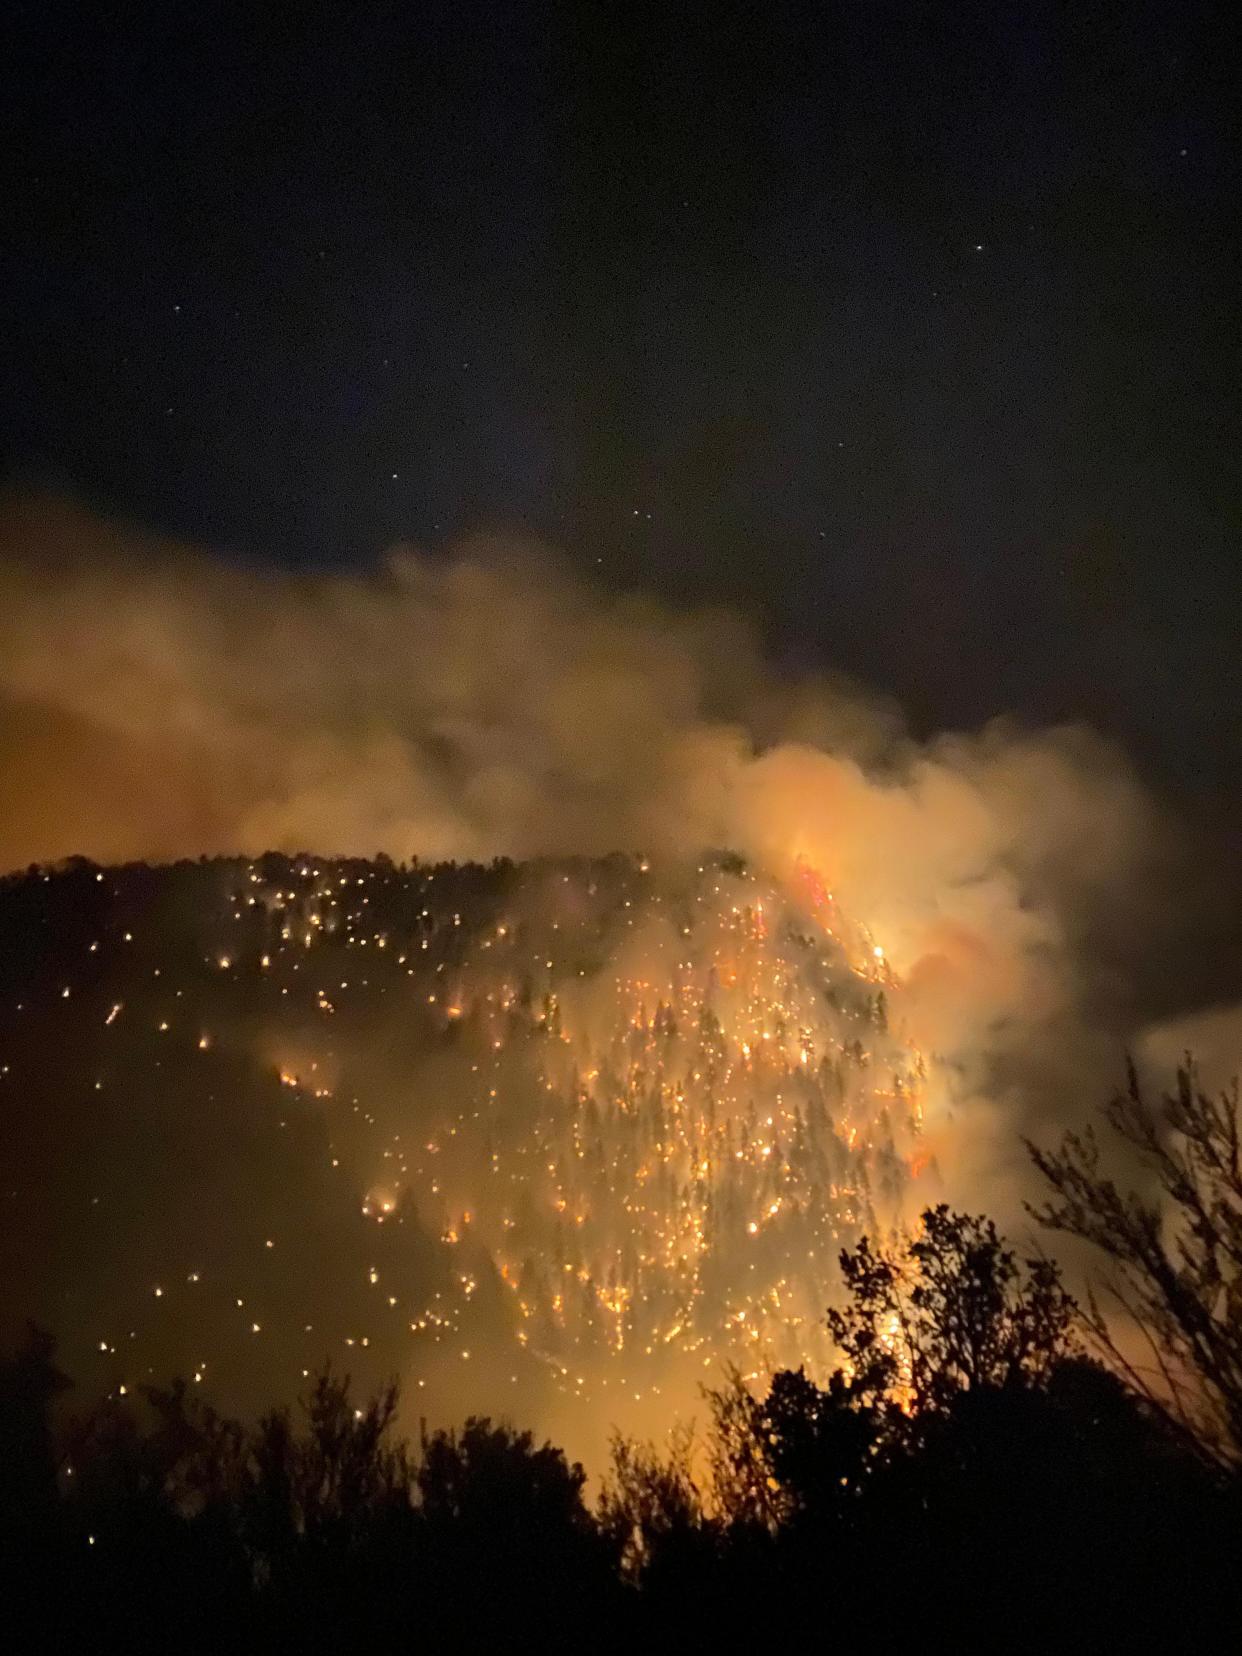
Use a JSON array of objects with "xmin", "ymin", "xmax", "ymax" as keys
[{"xmin": 4, "ymin": 1, "xmax": 1238, "ymax": 795}]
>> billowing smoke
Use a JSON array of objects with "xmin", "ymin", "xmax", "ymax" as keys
[{"xmin": 0, "ymin": 491, "xmax": 1204, "ymax": 1216}]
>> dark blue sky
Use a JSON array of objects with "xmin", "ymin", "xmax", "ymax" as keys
[{"xmin": 3, "ymin": 1, "xmax": 1238, "ymax": 795}]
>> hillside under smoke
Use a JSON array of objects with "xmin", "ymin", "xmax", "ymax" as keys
[
  {"xmin": 0, "ymin": 492, "xmax": 1237, "ymax": 1460},
  {"xmin": 0, "ymin": 851, "xmax": 929, "ymax": 1458}
]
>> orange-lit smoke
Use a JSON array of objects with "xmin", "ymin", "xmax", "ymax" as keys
[{"xmin": 0, "ymin": 492, "xmax": 1177, "ymax": 1214}]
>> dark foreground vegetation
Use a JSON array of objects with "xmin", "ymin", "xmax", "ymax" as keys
[{"xmin": 3, "ymin": 1066, "xmax": 1241, "ymax": 1653}]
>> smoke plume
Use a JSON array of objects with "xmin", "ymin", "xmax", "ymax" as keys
[{"xmin": 0, "ymin": 492, "xmax": 1208, "ymax": 1212}]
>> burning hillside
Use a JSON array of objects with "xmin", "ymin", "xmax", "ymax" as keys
[{"xmin": 0, "ymin": 851, "xmax": 931, "ymax": 1456}]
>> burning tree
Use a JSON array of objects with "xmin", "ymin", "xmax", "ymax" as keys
[{"xmin": 1028, "ymin": 1060, "xmax": 1242, "ymax": 1471}]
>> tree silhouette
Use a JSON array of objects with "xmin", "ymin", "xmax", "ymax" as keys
[
  {"xmin": 1029, "ymin": 1059, "xmax": 1242, "ymax": 1469},
  {"xmin": 416, "ymin": 1417, "xmax": 621, "ymax": 1645},
  {"xmin": 598, "ymin": 1423, "xmax": 710, "ymax": 1581},
  {"xmin": 0, "ymin": 1325, "xmax": 69, "ymax": 1535},
  {"xmin": 0, "ymin": 1198, "xmax": 1236, "ymax": 1653},
  {"xmin": 826, "ymin": 1204, "xmax": 1077, "ymax": 1412},
  {"xmin": 0, "ymin": 1324, "xmax": 73, "ymax": 1627}
]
